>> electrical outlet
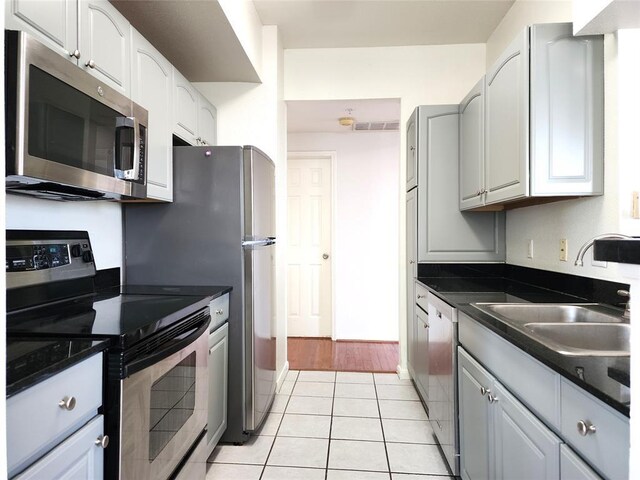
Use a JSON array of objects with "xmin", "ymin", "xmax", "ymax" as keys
[
  {"xmin": 527, "ymin": 239, "xmax": 534, "ymax": 259},
  {"xmin": 633, "ymin": 191, "xmax": 640, "ymax": 219},
  {"xmin": 560, "ymin": 238, "xmax": 568, "ymax": 262}
]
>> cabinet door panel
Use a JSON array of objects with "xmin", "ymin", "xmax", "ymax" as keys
[
  {"xmin": 173, "ymin": 68, "xmax": 199, "ymax": 145},
  {"xmin": 207, "ymin": 323, "xmax": 229, "ymax": 450},
  {"xmin": 459, "ymin": 77, "xmax": 485, "ymax": 210},
  {"xmin": 406, "ymin": 190, "xmax": 417, "ymax": 379},
  {"xmin": 560, "ymin": 444, "xmax": 602, "ymax": 480},
  {"xmin": 6, "ymin": 0, "xmax": 78, "ymax": 60},
  {"xmin": 493, "ymin": 383, "xmax": 561, "ymax": 480},
  {"xmin": 131, "ymin": 28, "xmax": 173, "ymax": 201},
  {"xmin": 198, "ymin": 95, "xmax": 217, "ymax": 146},
  {"xmin": 418, "ymin": 106, "xmax": 505, "ymax": 262},
  {"xmin": 80, "ymin": 0, "xmax": 130, "ymax": 94},
  {"xmin": 406, "ymin": 112, "xmax": 418, "ymax": 191},
  {"xmin": 414, "ymin": 306, "xmax": 429, "ymax": 402},
  {"xmin": 15, "ymin": 416, "xmax": 104, "ymax": 480},
  {"xmin": 458, "ymin": 348, "xmax": 492, "ymax": 480},
  {"xmin": 530, "ymin": 23, "xmax": 604, "ymax": 196},
  {"xmin": 485, "ymin": 29, "xmax": 529, "ymax": 204}
]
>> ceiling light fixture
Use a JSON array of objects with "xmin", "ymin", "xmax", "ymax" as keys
[{"xmin": 339, "ymin": 108, "xmax": 354, "ymax": 127}]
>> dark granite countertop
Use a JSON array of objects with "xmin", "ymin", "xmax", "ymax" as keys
[
  {"xmin": 7, "ymin": 337, "xmax": 109, "ymax": 398},
  {"xmin": 417, "ymin": 275, "xmax": 630, "ymax": 417}
]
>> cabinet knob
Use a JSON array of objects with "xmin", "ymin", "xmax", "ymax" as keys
[
  {"xmin": 577, "ymin": 420, "xmax": 596, "ymax": 436},
  {"xmin": 58, "ymin": 396, "xmax": 77, "ymax": 411},
  {"xmin": 436, "ymin": 311, "xmax": 442, "ymax": 318},
  {"xmin": 487, "ymin": 393, "xmax": 499, "ymax": 403},
  {"xmin": 480, "ymin": 386, "xmax": 490, "ymax": 396},
  {"xmin": 410, "ymin": 146, "xmax": 415, "ymax": 151},
  {"xmin": 69, "ymin": 49, "xmax": 81, "ymax": 59},
  {"xmin": 215, "ymin": 309, "xmax": 224, "ymax": 315},
  {"xmin": 322, "ymin": 253, "xmax": 330, "ymax": 260},
  {"xmin": 85, "ymin": 59, "xmax": 96, "ymax": 69},
  {"xmin": 417, "ymin": 294, "xmax": 426, "ymax": 299},
  {"xmin": 95, "ymin": 435, "xmax": 109, "ymax": 449},
  {"xmin": 409, "ymin": 260, "xmax": 415, "ymax": 264}
]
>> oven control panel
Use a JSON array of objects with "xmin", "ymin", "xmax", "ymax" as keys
[
  {"xmin": 6, "ymin": 243, "xmax": 72, "ymax": 272},
  {"xmin": 6, "ymin": 231, "xmax": 96, "ymax": 289}
]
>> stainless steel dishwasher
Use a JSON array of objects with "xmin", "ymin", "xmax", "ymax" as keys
[{"xmin": 427, "ymin": 292, "xmax": 459, "ymax": 476}]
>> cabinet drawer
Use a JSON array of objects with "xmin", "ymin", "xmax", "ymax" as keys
[
  {"xmin": 15, "ymin": 415, "xmax": 104, "ymax": 480},
  {"xmin": 210, "ymin": 293, "xmax": 229, "ymax": 331},
  {"xmin": 560, "ymin": 379, "xmax": 628, "ymax": 480},
  {"xmin": 427, "ymin": 292, "xmax": 454, "ymax": 320},
  {"xmin": 415, "ymin": 282, "xmax": 429, "ymax": 313},
  {"xmin": 8, "ymin": 353, "xmax": 103, "ymax": 477}
]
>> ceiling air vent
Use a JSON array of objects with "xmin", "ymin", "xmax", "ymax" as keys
[{"xmin": 353, "ymin": 121, "xmax": 400, "ymax": 132}]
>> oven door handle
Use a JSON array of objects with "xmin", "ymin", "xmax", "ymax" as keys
[{"xmin": 125, "ymin": 316, "xmax": 210, "ymax": 377}]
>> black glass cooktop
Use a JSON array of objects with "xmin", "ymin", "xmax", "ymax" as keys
[{"xmin": 7, "ymin": 291, "xmax": 212, "ymax": 349}]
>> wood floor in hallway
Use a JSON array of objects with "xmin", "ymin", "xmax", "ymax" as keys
[{"xmin": 287, "ymin": 337, "xmax": 399, "ymax": 373}]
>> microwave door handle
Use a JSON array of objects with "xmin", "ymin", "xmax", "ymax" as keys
[{"xmin": 115, "ymin": 116, "xmax": 141, "ymax": 181}]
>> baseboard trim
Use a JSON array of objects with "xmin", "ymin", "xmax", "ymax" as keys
[
  {"xmin": 276, "ymin": 361, "xmax": 290, "ymax": 392},
  {"xmin": 288, "ymin": 336, "xmax": 399, "ymax": 344},
  {"xmin": 396, "ymin": 365, "xmax": 410, "ymax": 380}
]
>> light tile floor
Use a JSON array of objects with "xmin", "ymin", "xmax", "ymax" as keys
[{"xmin": 207, "ymin": 371, "xmax": 454, "ymax": 479}]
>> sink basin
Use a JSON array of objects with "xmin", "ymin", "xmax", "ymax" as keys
[
  {"xmin": 524, "ymin": 323, "xmax": 630, "ymax": 356},
  {"xmin": 474, "ymin": 303, "xmax": 624, "ymax": 324},
  {"xmin": 471, "ymin": 303, "xmax": 629, "ymax": 357}
]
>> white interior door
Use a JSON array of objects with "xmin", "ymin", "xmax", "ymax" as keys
[{"xmin": 287, "ymin": 154, "xmax": 333, "ymax": 337}]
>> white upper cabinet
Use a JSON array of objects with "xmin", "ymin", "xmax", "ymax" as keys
[
  {"xmin": 131, "ymin": 28, "xmax": 173, "ymax": 202},
  {"xmin": 173, "ymin": 68, "xmax": 217, "ymax": 147},
  {"xmin": 6, "ymin": 0, "xmax": 130, "ymax": 97},
  {"xmin": 485, "ymin": 28, "xmax": 529, "ymax": 206},
  {"xmin": 459, "ymin": 76, "xmax": 486, "ymax": 210},
  {"xmin": 5, "ymin": 0, "xmax": 78, "ymax": 61},
  {"xmin": 79, "ymin": 0, "xmax": 130, "ymax": 95},
  {"xmin": 465, "ymin": 23, "xmax": 604, "ymax": 211},
  {"xmin": 406, "ymin": 114, "xmax": 418, "ymax": 191}
]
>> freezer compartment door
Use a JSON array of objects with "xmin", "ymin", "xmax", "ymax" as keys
[
  {"xmin": 243, "ymin": 147, "xmax": 276, "ymax": 239},
  {"xmin": 244, "ymin": 242, "xmax": 276, "ymax": 431}
]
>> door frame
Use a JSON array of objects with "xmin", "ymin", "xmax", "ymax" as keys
[{"xmin": 287, "ymin": 151, "xmax": 338, "ymax": 341}]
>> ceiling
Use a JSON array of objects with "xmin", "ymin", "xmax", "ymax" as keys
[
  {"xmin": 254, "ymin": 0, "xmax": 515, "ymax": 49},
  {"xmin": 287, "ymin": 99, "xmax": 401, "ymax": 133}
]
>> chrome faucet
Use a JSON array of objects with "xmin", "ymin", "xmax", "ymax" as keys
[{"xmin": 574, "ymin": 234, "xmax": 634, "ymax": 266}]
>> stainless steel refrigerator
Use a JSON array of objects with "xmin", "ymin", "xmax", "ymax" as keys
[{"xmin": 123, "ymin": 145, "xmax": 277, "ymax": 444}]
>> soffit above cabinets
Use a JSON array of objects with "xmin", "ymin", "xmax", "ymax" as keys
[
  {"xmin": 253, "ymin": 0, "xmax": 515, "ymax": 49},
  {"xmin": 111, "ymin": 0, "xmax": 261, "ymax": 83}
]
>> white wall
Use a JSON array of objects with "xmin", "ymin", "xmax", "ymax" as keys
[
  {"xmin": 218, "ymin": 0, "xmax": 264, "ymax": 79},
  {"xmin": 196, "ymin": 25, "xmax": 289, "ymax": 383},
  {"xmin": 488, "ymin": 1, "xmax": 640, "ymax": 281},
  {"xmin": 288, "ymin": 131, "xmax": 401, "ymax": 341},
  {"xmin": 284, "ymin": 43, "xmax": 486, "ymax": 374},
  {"xmin": 486, "ymin": 0, "xmax": 572, "ymax": 67},
  {"xmin": 5, "ymin": 196, "xmax": 123, "ymax": 270}
]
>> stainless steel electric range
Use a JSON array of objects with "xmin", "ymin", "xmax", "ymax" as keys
[{"xmin": 6, "ymin": 230, "xmax": 220, "ymax": 479}]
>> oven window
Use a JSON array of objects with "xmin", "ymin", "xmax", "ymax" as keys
[
  {"xmin": 28, "ymin": 66, "xmax": 119, "ymax": 177},
  {"xmin": 149, "ymin": 352, "xmax": 196, "ymax": 461}
]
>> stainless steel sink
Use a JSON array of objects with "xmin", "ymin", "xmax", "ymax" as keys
[
  {"xmin": 524, "ymin": 323, "xmax": 630, "ymax": 356},
  {"xmin": 471, "ymin": 303, "xmax": 629, "ymax": 357},
  {"xmin": 475, "ymin": 303, "xmax": 624, "ymax": 324}
]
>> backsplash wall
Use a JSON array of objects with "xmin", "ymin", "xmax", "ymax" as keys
[{"xmin": 6, "ymin": 195, "xmax": 123, "ymax": 270}]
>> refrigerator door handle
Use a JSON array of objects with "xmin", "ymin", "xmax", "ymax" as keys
[{"xmin": 242, "ymin": 237, "xmax": 276, "ymax": 248}]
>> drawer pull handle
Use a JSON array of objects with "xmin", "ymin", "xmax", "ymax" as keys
[
  {"xmin": 480, "ymin": 386, "xmax": 490, "ymax": 396},
  {"xmin": 417, "ymin": 294, "xmax": 426, "ymax": 299},
  {"xmin": 58, "ymin": 396, "xmax": 76, "ymax": 411},
  {"xmin": 577, "ymin": 420, "xmax": 596, "ymax": 436},
  {"xmin": 488, "ymin": 393, "xmax": 499, "ymax": 404},
  {"xmin": 95, "ymin": 435, "xmax": 109, "ymax": 449},
  {"xmin": 215, "ymin": 309, "xmax": 224, "ymax": 315}
]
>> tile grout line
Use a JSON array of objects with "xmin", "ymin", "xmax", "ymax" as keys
[
  {"xmin": 258, "ymin": 371, "xmax": 298, "ymax": 479},
  {"xmin": 373, "ymin": 373, "xmax": 393, "ymax": 480},
  {"xmin": 325, "ymin": 373, "xmax": 337, "ymax": 480}
]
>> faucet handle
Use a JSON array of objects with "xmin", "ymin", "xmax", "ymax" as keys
[{"xmin": 617, "ymin": 289, "xmax": 630, "ymax": 298}]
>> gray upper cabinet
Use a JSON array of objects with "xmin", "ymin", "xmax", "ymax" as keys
[
  {"xmin": 412, "ymin": 105, "xmax": 505, "ymax": 262},
  {"xmin": 406, "ymin": 114, "xmax": 418, "ymax": 191},
  {"xmin": 459, "ymin": 76, "xmax": 486, "ymax": 210},
  {"xmin": 475, "ymin": 23, "xmax": 604, "ymax": 210}
]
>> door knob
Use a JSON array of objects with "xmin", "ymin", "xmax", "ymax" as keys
[{"xmin": 322, "ymin": 253, "xmax": 329, "ymax": 259}]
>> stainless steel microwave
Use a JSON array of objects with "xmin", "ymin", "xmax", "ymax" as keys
[{"xmin": 5, "ymin": 30, "xmax": 148, "ymax": 200}]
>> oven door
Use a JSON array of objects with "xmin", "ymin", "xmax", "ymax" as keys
[
  {"xmin": 6, "ymin": 30, "xmax": 147, "ymax": 200},
  {"xmin": 120, "ymin": 320, "xmax": 209, "ymax": 480}
]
